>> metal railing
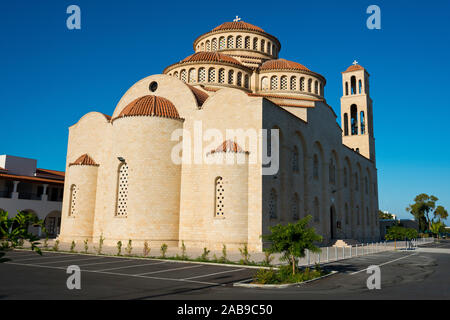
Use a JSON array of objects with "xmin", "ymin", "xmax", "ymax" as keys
[{"xmin": 301, "ymin": 237, "xmax": 434, "ymax": 266}]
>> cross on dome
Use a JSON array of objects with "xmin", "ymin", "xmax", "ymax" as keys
[
  {"xmin": 352, "ymin": 60, "xmax": 359, "ymax": 65},
  {"xmin": 233, "ymin": 16, "xmax": 242, "ymax": 22}
]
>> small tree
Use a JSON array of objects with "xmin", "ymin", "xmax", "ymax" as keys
[
  {"xmin": 180, "ymin": 240, "xmax": 187, "ymax": 260},
  {"xmin": 385, "ymin": 225, "xmax": 405, "ymax": 249},
  {"xmin": 97, "ymin": 234, "xmax": 105, "ymax": 255},
  {"xmin": 200, "ymin": 247, "xmax": 210, "ymax": 261},
  {"xmin": 220, "ymin": 244, "xmax": 227, "ymax": 263},
  {"xmin": 70, "ymin": 241, "xmax": 76, "ymax": 253},
  {"xmin": 116, "ymin": 241, "xmax": 122, "ymax": 256},
  {"xmin": 53, "ymin": 240, "xmax": 60, "ymax": 252},
  {"xmin": 143, "ymin": 241, "xmax": 150, "ymax": 257},
  {"xmin": 83, "ymin": 239, "xmax": 89, "ymax": 254},
  {"xmin": 239, "ymin": 243, "xmax": 250, "ymax": 265},
  {"xmin": 430, "ymin": 221, "xmax": 443, "ymax": 239},
  {"xmin": 125, "ymin": 240, "xmax": 133, "ymax": 256},
  {"xmin": 262, "ymin": 215, "xmax": 322, "ymax": 275},
  {"xmin": 160, "ymin": 243, "xmax": 168, "ymax": 258}
]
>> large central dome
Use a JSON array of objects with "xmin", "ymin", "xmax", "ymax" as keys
[{"xmin": 212, "ymin": 21, "xmax": 265, "ymax": 33}]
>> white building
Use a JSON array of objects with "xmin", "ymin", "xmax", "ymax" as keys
[{"xmin": 0, "ymin": 155, "xmax": 64, "ymax": 238}]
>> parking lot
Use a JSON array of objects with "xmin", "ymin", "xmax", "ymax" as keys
[{"xmin": 0, "ymin": 250, "xmax": 256, "ymax": 299}]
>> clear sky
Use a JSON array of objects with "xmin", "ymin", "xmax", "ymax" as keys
[{"xmin": 1, "ymin": 0, "xmax": 449, "ymax": 221}]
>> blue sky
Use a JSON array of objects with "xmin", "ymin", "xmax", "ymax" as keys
[{"xmin": 1, "ymin": 0, "xmax": 449, "ymax": 221}]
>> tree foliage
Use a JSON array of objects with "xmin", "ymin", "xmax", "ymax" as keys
[
  {"xmin": 262, "ymin": 215, "xmax": 322, "ymax": 275},
  {"xmin": 0, "ymin": 210, "xmax": 45, "ymax": 262},
  {"xmin": 406, "ymin": 194, "xmax": 447, "ymax": 232},
  {"xmin": 385, "ymin": 225, "xmax": 418, "ymax": 241},
  {"xmin": 378, "ymin": 210, "xmax": 394, "ymax": 220}
]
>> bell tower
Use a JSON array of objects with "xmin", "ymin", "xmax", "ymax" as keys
[{"xmin": 340, "ymin": 61, "xmax": 376, "ymax": 162}]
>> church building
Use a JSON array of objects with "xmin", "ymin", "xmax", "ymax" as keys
[{"xmin": 59, "ymin": 19, "xmax": 380, "ymax": 251}]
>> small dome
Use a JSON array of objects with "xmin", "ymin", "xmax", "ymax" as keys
[
  {"xmin": 181, "ymin": 52, "xmax": 242, "ymax": 66},
  {"xmin": 69, "ymin": 154, "xmax": 99, "ymax": 167},
  {"xmin": 212, "ymin": 21, "xmax": 265, "ymax": 33},
  {"xmin": 343, "ymin": 64, "xmax": 365, "ymax": 73},
  {"xmin": 260, "ymin": 59, "xmax": 310, "ymax": 72},
  {"xmin": 114, "ymin": 95, "xmax": 180, "ymax": 121}
]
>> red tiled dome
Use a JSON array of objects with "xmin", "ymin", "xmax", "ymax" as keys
[
  {"xmin": 69, "ymin": 154, "xmax": 99, "ymax": 167},
  {"xmin": 343, "ymin": 64, "xmax": 365, "ymax": 73},
  {"xmin": 260, "ymin": 59, "xmax": 310, "ymax": 72},
  {"xmin": 182, "ymin": 52, "xmax": 242, "ymax": 66},
  {"xmin": 212, "ymin": 21, "xmax": 265, "ymax": 33},
  {"xmin": 114, "ymin": 95, "xmax": 180, "ymax": 121}
]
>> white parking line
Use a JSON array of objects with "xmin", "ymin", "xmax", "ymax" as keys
[
  {"xmin": 78, "ymin": 259, "xmax": 134, "ymax": 267},
  {"xmin": 4, "ymin": 261, "xmax": 221, "ymax": 286},
  {"xmin": 134, "ymin": 264, "xmax": 203, "ymax": 276},
  {"xmin": 183, "ymin": 268, "xmax": 246, "ymax": 280},
  {"xmin": 350, "ymin": 252, "xmax": 418, "ymax": 275},
  {"xmin": 36, "ymin": 256, "xmax": 107, "ymax": 265},
  {"xmin": 95, "ymin": 261, "xmax": 167, "ymax": 272},
  {"xmin": 11, "ymin": 254, "xmax": 74, "ymax": 262}
]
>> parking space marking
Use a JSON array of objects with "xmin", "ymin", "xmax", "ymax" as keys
[
  {"xmin": 350, "ymin": 252, "xmax": 418, "ymax": 275},
  {"xmin": 36, "ymin": 256, "xmax": 107, "ymax": 265},
  {"xmin": 95, "ymin": 261, "xmax": 168, "ymax": 272},
  {"xmin": 183, "ymin": 268, "xmax": 247, "ymax": 280},
  {"xmin": 78, "ymin": 259, "xmax": 134, "ymax": 267},
  {"xmin": 4, "ymin": 261, "xmax": 222, "ymax": 286},
  {"xmin": 11, "ymin": 254, "xmax": 74, "ymax": 262},
  {"xmin": 134, "ymin": 264, "xmax": 203, "ymax": 276}
]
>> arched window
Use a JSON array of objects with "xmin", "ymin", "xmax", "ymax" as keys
[
  {"xmin": 253, "ymin": 37, "xmax": 258, "ymax": 50},
  {"xmin": 359, "ymin": 79, "xmax": 362, "ymax": 94},
  {"xmin": 280, "ymin": 76, "xmax": 288, "ymax": 90},
  {"xmin": 69, "ymin": 184, "xmax": 78, "ymax": 217},
  {"xmin": 308, "ymin": 79, "xmax": 312, "ymax": 92},
  {"xmin": 200, "ymin": 42, "xmax": 205, "ymax": 51},
  {"xmin": 267, "ymin": 41, "xmax": 271, "ymax": 54},
  {"xmin": 344, "ymin": 167, "xmax": 348, "ymax": 187},
  {"xmin": 244, "ymin": 75, "xmax": 249, "ymax": 89},
  {"xmin": 218, "ymin": 68, "xmax": 225, "ymax": 83},
  {"xmin": 212, "ymin": 38, "xmax": 217, "ymax": 51},
  {"xmin": 300, "ymin": 77, "xmax": 305, "ymax": 91},
  {"xmin": 206, "ymin": 40, "xmax": 211, "ymax": 51},
  {"xmin": 345, "ymin": 82, "xmax": 349, "ymax": 95},
  {"xmin": 245, "ymin": 36, "xmax": 250, "ymax": 49},
  {"xmin": 314, "ymin": 80, "xmax": 319, "ymax": 94},
  {"xmin": 228, "ymin": 70, "xmax": 234, "ymax": 84},
  {"xmin": 269, "ymin": 189, "xmax": 277, "ymax": 219},
  {"xmin": 227, "ymin": 36, "xmax": 234, "ymax": 48},
  {"xmin": 292, "ymin": 146, "xmax": 299, "ymax": 172},
  {"xmin": 219, "ymin": 37, "xmax": 226, "ymax": 49},
  {"xmin": 188, "ymin": 68, "xmax": 196, "ymax": 83},
  {"xmin": 320, "ymin": 83, "xmax": 324, "ymax": 96},
  {"xmin": 329, "ymin": 158, "xmax": 336, "ymax": 185},
  {"xmin": 208, "ymin": 68, "xmax": 216, "ymax": 82},
  {"xmin": 270, "ymin": 76, "xmax": 278, "ymax": 90},
  {"xmin": 116, "ymin": 163, "xmax": 129, "ymax": 216},
  {"xmin": 313, "ymin": 154, "xmax": 319, "ymax": 180},
  {"xmin": 180, "ymin": 69, "xmax": 187, "ymax": 82},
  {"xmin": 215, "ymin": 177, "xmax": 224, "ymax": 217},
  {"xmin": 314, "ymin": 197, "xmax": 320, "ymax": 222},
  {"xmin": 344, "ymin": 113, "xmax": 349, "ymax": 136},
  {"xmin": 292, "ymin": 193, "xmax": 299, "ymax": 220},
  {"xmin": 351, "ymin": 76, "xmax": 357, "ymax": 95},
  {"xmin": 260, "ymin": 39, "xmax": 265, "ymax": 52},
  {"xmin": 351, "ymin": 104, "xmax": 358, "ymax": 135},
  {"xmin": 261, "ymin": 77, "xmax": 268, "ymax": 90},
  {"xmin": 272, "ymin": 44, "xmax": 276, "ymax": 56},
  {"xmin": 360, "ymin": 111, "xmax": 366, "ymax": 134},
  {"xmin": 290, "ymin": 76, "xmax": 297, "ymax": 90},
  {"xmin": 198, "ymin": 68, "xmax": 206, "ymax": 82},
  {"xmin": 174, "ymin": 71, "xmax": 179, "ymax": 79},
  {"xmin": 236, "ymin": 35, "xmax": 243, "ymax": 48},
  {"xmin": 345, "ymin": 203, "xmax": 349, "ymax": 224},
  {"xmin": 237, "ymin": 72, "xmax": 242, "ymax": 86}
]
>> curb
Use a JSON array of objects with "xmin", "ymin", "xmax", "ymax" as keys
[{"xmin": 233, "ymin": 270, "xmax": 339, "ymax": 289}]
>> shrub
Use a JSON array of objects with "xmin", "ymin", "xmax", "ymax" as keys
[
  {"xmin": 70, "ymin": 241, "xmax": 76, "ymax": 253},
  {"xmin": 53, "ymin": 240, "xmax": 60, "ymax": 252},
  {"xmin": 143, "ymin": 241, "xmax": 150, "ymax": 257},
  {"xmin": 83, "ymin": 239, "xmax": 89, "ymax": 254},
  {"xmin": 200, "ymin": 247, "xmax": 210, "ymax": 261},
  {"xmin": 97, "ymin": 234, "xmax": 105, "ymax": 255},
  {"xmin": 253, "ymin": 264, "xmax": 328, "ymax": 285},
  {"xmin": 125, "ymin": 240, "xmax": 133, "ymax": 256},
  {"xmin": 160, "ymin": 243, "xmax": 168, "ymax": 258},
  {"xmin": 116, "ymin": 241, "xmax": 122, "ymax": 256},
  {"xmin": 220, "ymin": 244, "xmax": 227, "ymax": 263},
  {"xmin": 254, "ymin": 268, "xmax": 278, "ymax": 284},
  {"xmin": 262, "ymin": 250, "xmax": 274, "ymax": 267},
  {"xmin": 239, "ymin": 244, "xmax": 250, "ymax": 265}
]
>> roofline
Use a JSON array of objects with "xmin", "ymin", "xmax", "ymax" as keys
[{"xmin": 0, "ymin": 173, "xmax": 64, "ymax": 185}]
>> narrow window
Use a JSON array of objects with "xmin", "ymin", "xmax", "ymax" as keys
[
  {"xmin": 236, "ymin": 35, "xmax": 243, "ymax": 48},
  {"xmin": 292, "ymin": 193, "xmax": 299, "ymax": 220},
  {"xmin": 212, "ymin": 38, "xmax": 217, "ymax": 51},
  {"xmin": 360, "ymin": 111, "xmax": 366, "ymax": 134},
  {"xmin": 344, "ymin": 113, "xmax": 349, "ymax": 136},
  {"xmin": 218, "ymin": 69, "xmax": 225, "ymax": 83},
  {"xmin": 300, "ymin": 77, "xmax": 305, "ymax": 91},
  {"xmin": 269, "ymin": 189, "xmax": 277, "ymax": 219},
  {"xmin": 69, "ymin": 184, "xmax": 78, "ymax": 217},
  {"xmin": 215, "ymin": 177, "xmax": 224, "ymax": 217},
  {"xmin": 116, "ymin": 163, "xmax": 129, "ymax": 216},
  {"xmin": 359, "ymin": 79, "xmax": 362, "ymax": 94},
  {"xmin": 261, "ymin": 77, "xmax": 269, "ymax": 90},
  {"xmin": 345, "ymin": 82, "xmax": 349, "ymax": 95},
  {"xmin": 208, "ymin": 68, "xmax": 215, "ymax": 82},
  {"xmin": 237, "ymin": 72, "xmax": 242, "ymax": 86},
  {"xmin": 206, "ymin": 40, "xmax": 211, "ymax": 51},
  {"xmin": 351, "ymin": 104, "xmax": 358, "ymax": 135},
  {"xmin": 313, "ymin": 154, "xmax": 319, "ymax": 180},
  {"xmin": 244, "ymin": 75, "xmax": 249, "ymax": 89},
  {"xmin": 245, "ymin": 36, "xmax": 250, "ymax": 49},
  {"xmin": 270, "ymin": 76, "xmax": 278, "ymax": 90},
  {"xmin": 290, "ymin": 76, "xmax": 297, "ymax": 90},
  {"xmin": 180, "ymin": 69, "xmax": 186, "ymax": 82},
  {"xmin": 308, "ymin": 79, "xmax": 312, "ymax": 92},
  {"xmin": 351, "ymin": 76, "xmax": 357, "ymax": 95},
  {"xmin": 253, "ymin": 37, "xmax": 258, "ymax": 50},
  {"xmin": 188, "ymin": 68, "xmax": 196, "ymax": 83},
  {"xmin": 227, "ymin": 36, "xmax": 234, "ymax": 48},
  {"xmin": 219, "ymin": 37, "xmax": 225, "ymax": 49},
  {"xmin": 292, "ymin": 146, "xmax": 299, "ymax": 173},
  {"xmin": 280, "ymin": 76, "xmax": 288, "ymax": 90},
  {"xmin": 228, "ymin": 70, "xmax": 234, "ymax": 84},
  {"xmin": 198, "ymin": 68, "xmax": 206, "ymax": 82},
  {"xmin": 314, "ymin": 80, "xmax": 318, "ymax": 94},
  {"xmin": 260, "ymin": 39, "xmax": 265, "ymax": 52}
]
